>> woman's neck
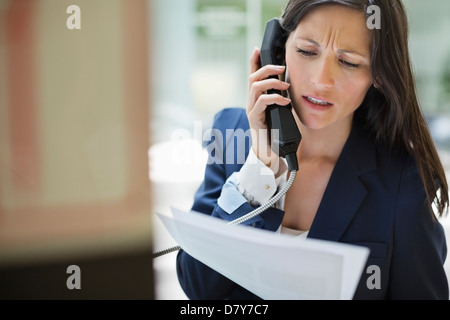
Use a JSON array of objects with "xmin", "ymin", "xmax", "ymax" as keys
[{"xmin": 296, "ymin": 117, "xmax": 354, "ymax": 163}]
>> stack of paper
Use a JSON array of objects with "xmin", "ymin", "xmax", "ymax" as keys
[{"xmin": 157, "ymin": 208, "xmax": 369, "ymax": 300}]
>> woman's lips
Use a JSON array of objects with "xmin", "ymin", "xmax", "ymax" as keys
[{"xmin": 302, "ymin": 95, "xmax": 334, "ymax": 111}]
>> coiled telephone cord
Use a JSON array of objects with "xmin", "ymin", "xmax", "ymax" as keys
[{"xmin": 152, "ymin": 170, "xmax": 297, "ymax": 258}]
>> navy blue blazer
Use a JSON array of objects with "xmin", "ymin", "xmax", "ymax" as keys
[{"xmin": 176, "ymin": 107, "xmax": 449, "ymax": 300}]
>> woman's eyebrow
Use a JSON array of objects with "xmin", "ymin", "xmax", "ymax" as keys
[
  {"xmin": 298, "ymin": 38, "xmax": 320, "ymax": 47},
  {"xmin": 296, "ymin": 37, "xmax": 369, "ymax": 59},
  {"xmin": 337, "ymin": 49, "xmax": 369, "ymax": 59}
]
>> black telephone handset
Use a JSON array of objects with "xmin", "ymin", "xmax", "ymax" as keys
[{"xmin": 260, "ymin": 18, "xmax": 301, "ymax": 171}]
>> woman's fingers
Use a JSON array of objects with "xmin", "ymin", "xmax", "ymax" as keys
[
  {"xmin": 249, "ymin": 65, "xmax": 286, "ymax": 88},
  {"xmin": 247, "ymin": 63, "xmax": 288, "ymax": 112},
  {"xmin": 249, "ymin": 94, "xmax": 292, "ymax": 120},
  {"xmin": 249, "ymin": 47, "xmax": 262, "ymax": 75},
  {"xmin": 248, "ymin": 79, "xmax": 290, "ymax": 109},
  {"xmin": 247, "ymin": 94, "xmax": 291, "ymax": 137},
  {"xmin": 247, "ymin": 48, "xmax": 290, "ymax": 131},
  {"xmin": 248, "ymin": 47, "xmax": 288, "ymax": 108},
  {"xmin": 249, "ymin": 47, "xmax": 286, "ymax": 80}
]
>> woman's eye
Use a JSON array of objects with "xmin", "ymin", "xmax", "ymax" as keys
[
  {"xmin": 296, "ymin": 48, "xmax": 316, "ymax": 57},
  {"xmin": 339, "ymin": 59, "xmax": 360, "ymax": 69},
  {"xmin": 296, "ymin": 48, "xmax": 361, "ymax": 69}
]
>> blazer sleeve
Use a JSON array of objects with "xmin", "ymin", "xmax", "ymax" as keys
[
  {"xmin": 176, "ymin": 108, "xmax": 285, "ymax": 300},
  {"xmin": 388, "ymin": 156, "xmax": 449, "ymax": 300}
]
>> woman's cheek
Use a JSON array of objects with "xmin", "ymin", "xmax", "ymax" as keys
[{"xmin": 350, "ymin": 79, "xmax": 372, "ymax": 106}]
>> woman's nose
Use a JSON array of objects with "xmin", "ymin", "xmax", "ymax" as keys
[{"xmin": 311, "ymin": 55, "xmax": 335, "ymax": 89}]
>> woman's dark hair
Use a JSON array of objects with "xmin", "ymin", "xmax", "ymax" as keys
[{"xmin": 281, "ymin": 0, "xmax": 449, "ymax": 217}]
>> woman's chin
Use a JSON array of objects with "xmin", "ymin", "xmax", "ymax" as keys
[{"xmin": 297, "ymin": 115, "xmax": 331, "ymax": 131}]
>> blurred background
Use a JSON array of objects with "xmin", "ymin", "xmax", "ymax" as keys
[
  {"xmin": 0, "ymin": 0, "xmax": 153, "ymax": 299},
  {"xmin": 0, "ymin": 0, "xmax": 449, "ymax": 300}
]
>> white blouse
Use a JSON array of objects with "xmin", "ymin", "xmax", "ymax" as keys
[{"xmin": 278, "ymin": 225, "xmax": 309, "ymax": 239}]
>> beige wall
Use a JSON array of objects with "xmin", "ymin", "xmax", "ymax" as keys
[{"xmin": 0, "ymin": 0, "xmax": 152, "ymax": 268}]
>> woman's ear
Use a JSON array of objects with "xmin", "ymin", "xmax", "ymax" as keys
[{"xmin": 373, "ymin": 76, "xmax": 382, "ymax": 89}]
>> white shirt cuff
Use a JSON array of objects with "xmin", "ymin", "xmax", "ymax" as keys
[{"xmin": 235, "ymin": 148, "xmax": 288, "ymax": 206}]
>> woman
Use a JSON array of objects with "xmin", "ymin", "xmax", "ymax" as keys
[{"xmin": 176, "ymin": 0, "xmax": 449, "ymax": 300}]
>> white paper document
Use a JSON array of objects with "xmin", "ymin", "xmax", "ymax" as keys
[{"xmin": 157, "ymin": 207, "xmax": 370, "ymax": 300}]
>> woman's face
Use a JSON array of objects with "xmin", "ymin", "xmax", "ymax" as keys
[{"xmin": 285, "ymin": 5, "xmax": 373, "ymax": 130}]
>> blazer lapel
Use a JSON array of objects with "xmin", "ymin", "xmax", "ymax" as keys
[{"xmin": 308, "ymin": 121, "xmax": 377, "ymax": 242}]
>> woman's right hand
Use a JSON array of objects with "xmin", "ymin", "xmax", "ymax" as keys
[{"xmin": 246, "ymin": 47, "xmax": 292, "ymax": 170}]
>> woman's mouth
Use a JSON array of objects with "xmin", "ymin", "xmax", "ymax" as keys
[{"xmin": 302, "ymin": 95, "xmax": 333, "ymax": 110}]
